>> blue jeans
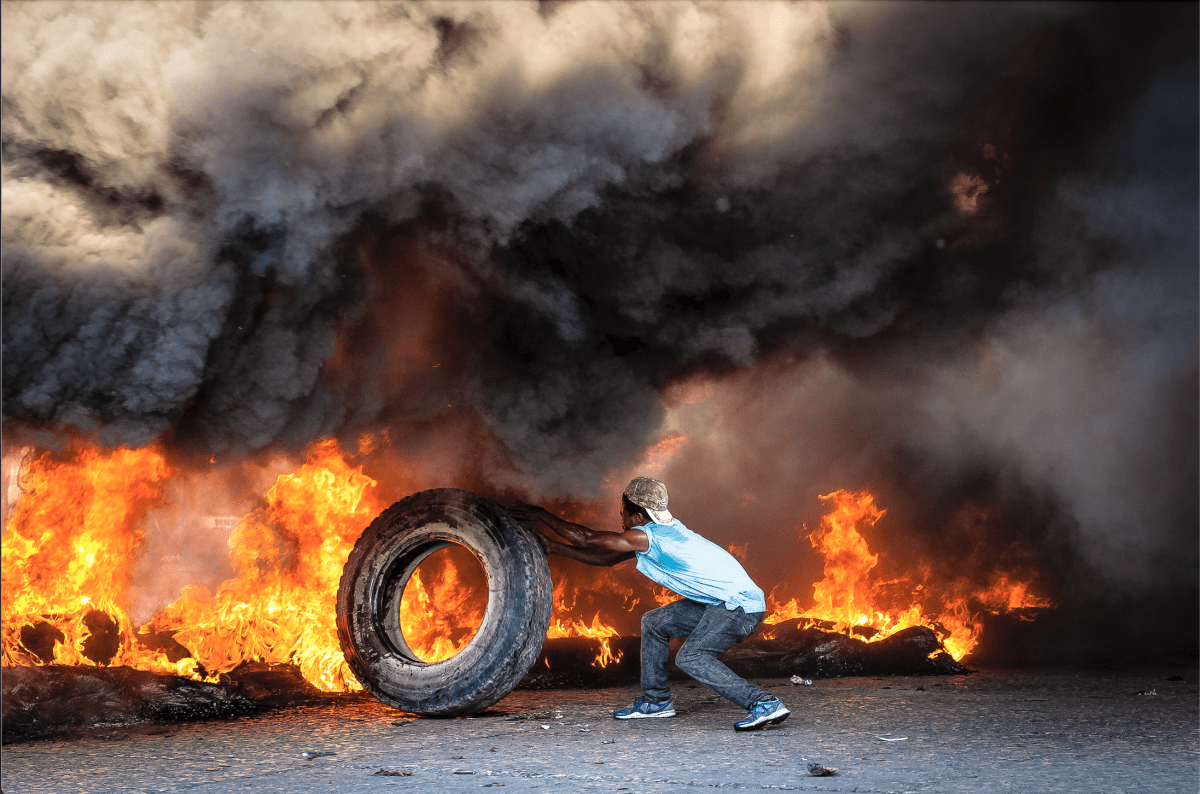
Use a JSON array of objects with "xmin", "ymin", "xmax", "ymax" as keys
[{"xmin": 640, "ymin": 599, "xmax": 770, "ymax": 709}]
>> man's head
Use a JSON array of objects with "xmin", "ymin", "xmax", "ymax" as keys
[
  {"xmin": 620, "ymin": 495, "xmax": 649, "ymax": 530},
  {"xmin": 622, "ymin": 476, "xmax": 674, "ymax": 527}
]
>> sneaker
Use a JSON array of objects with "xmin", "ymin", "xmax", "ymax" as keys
[
  {"xmin": 613, "ymin": 695, "xmax": 676, "ymax": 720},
  {"xmin": 734, "ymin": 696, "xmax": 789, "ymax": 731}
]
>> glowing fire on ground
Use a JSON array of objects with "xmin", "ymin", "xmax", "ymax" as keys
[
  {"xmin": 1, "ymin": 445, "xmax": 179, "ymax": 673},
  {"xmin": 2, "ymin": 440, "xmax": 631, "ymax": 687},
  {"xmin": 3, "ymin": 444, "xmax": 1053, "ymax": 690},
  {"xmin": 546, "ymin": 578, "xmax": 625, "ymax": 667},
  {"xmin": 762, "ymin": 490, "xmax": 1052, "ymax": 660},
  {"xmin": 143, "ymin": 440, "xmax": 383, "ymax": 691}
]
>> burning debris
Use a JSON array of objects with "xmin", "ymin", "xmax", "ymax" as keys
[
  {"xmin": 519, "ymin": 637, "xmax": 642, "ymax": 690},
  {"xmin": 0, "ymin": 661, "xmax": 333, "ymax": 745},
  {"xmin": 719, "ymin": 623, "xmax": 968, "ymax": 680},
  {"xmin": 759, "ymin": 490, "xmax": 1007, "ymax": 661},
  {"xmin": 1, "ymin": 446, "xmax": 982, "ymax": 735},
  {"xmin": 2, "ymin": 442, "xmax": 1032, "ymax": 726},
  {"xmin": 1, "ymin": 620, "xmax": 969, "ymax": 743}
]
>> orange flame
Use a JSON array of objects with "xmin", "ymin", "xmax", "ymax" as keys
[
  {"xmin": 547, "ymin": 613, "xmax": 623, "ymax": 668},
  {"xmin": 545, "ymin": 577, "xmax": 625, "ymax": 667},
  {"xmin": 398, "ymin": 549, "xmax": 486, "ymax": 663},
  {"xmin": 653, "ymin": 586, "xmax": 679, "ymax": 608},
  {"xmin": 806, "ymin": 490, "xmax": 883, "ymax": 632},
  {"xmin": 5, "ymin": 443, "xmax": 1053, "ymax": 685},
  {"xmin": 147, "ymin": 440, "xmax": 383, "ymax": 691},
  {"xmin": 1, "ymin": 439, "xmax": 634, "ymax": 687},
  {"xmin": 977, "ymin": 575, "xmax": 1055, "ymax": 613},
  {"xmin": 1, "ymin": 445, "xmax": 187, "ymax": 674},
  {"xmin": 763, "ymin": 489, "xmax": 1052, "ymax": 661}
]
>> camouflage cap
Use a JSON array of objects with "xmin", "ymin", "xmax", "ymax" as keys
[{"xmin": 623, "ymin": 476, "xmax": 674, "ymax": 524}]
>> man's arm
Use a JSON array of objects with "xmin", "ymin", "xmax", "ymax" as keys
[
  {"xmin": 509, "ymin": 502, "xmax": 649, "ymax": 562},
  {"xmin": 541, "ymin": 537, "xmax": 636, "ymax": 566}
]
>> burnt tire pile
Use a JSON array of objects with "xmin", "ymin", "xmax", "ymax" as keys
[{"xmin": 336, "ymin": 489, "xmax": 553, "ymax": 717}]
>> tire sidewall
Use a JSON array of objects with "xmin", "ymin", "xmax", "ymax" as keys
[{"xmin": 336, "ymin": 489, "xmax": 552, "ymax": 716}]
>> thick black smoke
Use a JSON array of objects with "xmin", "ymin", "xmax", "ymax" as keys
[{"xmin": 3, "ymin": 3, "xmax": 1196, "ymax": 659}]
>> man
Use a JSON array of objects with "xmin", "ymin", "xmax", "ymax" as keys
[{"xmin": 510, "ymin": 476, "xmax": 789, "ymax": 731}]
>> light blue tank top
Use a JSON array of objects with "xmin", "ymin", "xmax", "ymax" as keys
[{"xmin": 634, "ymin": 520, "xmax": 766, "ymax": 613}]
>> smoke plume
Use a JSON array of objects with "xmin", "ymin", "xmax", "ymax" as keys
[{"xmin": 3, "ymin": 2, "xmax": 1196, "ymax": 660}]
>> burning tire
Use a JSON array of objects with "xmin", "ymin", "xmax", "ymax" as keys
[{"xmin": 336, "ymin": 488, "xmax": 552, "ymax": 716}]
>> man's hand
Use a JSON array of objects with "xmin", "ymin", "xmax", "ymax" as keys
[
  {"xmin": 507, "ymin": 502, "xmax": 559, "ymax": 543},
  {"xmin": 507, "ymin": 501, "xmax": 559, "ymax": 530},
  {"xmin": 508, "ymin": 516, "xmax": 578, "ymax": 561},
  {"xmin": 508, "ymin": 502, "xmax": 562, "ymax": 558}
]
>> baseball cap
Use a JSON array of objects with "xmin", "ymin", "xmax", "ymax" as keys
[{"xmin": 623, "ymin": 476, "xmax": 674, "ymax": 524}]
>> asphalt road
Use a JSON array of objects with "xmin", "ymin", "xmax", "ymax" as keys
[{"xmin": 3, "ymin": 668, "xmax": 1196, "ymax": 794}]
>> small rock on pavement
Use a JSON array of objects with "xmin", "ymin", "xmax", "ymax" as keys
[{"xmin": 373, "ymin": 768, "xmax": 413, "ymax": 776}]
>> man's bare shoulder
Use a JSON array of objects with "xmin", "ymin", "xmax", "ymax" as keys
[{"xmin": 615, "ymin": 527, "xmax": 649, "ymax": 553}]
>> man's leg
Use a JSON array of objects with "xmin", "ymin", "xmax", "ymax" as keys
[
  {"xmin": 673, "ymin": 604, "xmax": 771, "ymax": 709},
  {"xmin": 640, "ymin": 599, "xmax": 706, "ymax": 702}
]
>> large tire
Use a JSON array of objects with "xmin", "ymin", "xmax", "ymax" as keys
[{"xmin": 336, "ymin": 488, "xmax": 552, "ymax": 716}]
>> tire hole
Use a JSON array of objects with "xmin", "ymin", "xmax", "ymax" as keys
[{"xmin": 399, "ymin": 543, "xmax": 487, "ymax": 662}]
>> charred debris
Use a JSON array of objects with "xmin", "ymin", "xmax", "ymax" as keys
[{"xmin": 3, "ymin": 623, "xmax": 966, "ymax": 744}]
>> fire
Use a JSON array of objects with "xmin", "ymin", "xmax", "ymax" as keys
[
  {"xmin": 653, "ymin": 586, "xmax": 679, "ymax": 608},
  {"xmin": 936, "ymin": 597, "xmax": 982, "ymax": 661},
  {"xmin": 1, "ymin": 438, "xmax": 634, "ymax": 687},
  {"xmin": 1, "ymin": 445, "xmax": 186, "ymax": 674},
  {"xmin": 5, "ymin": 441, "xmax": 1052, "ymax": 689},
  {"xmin": 763, "ymin": 490, "xmax": 1051, "ymax": 661},
  {"xmin": 806, "ymin": 490, "xmax": 883, "ymax": 631},
  {"xmin": 547, "ymin": 613, "xmax": 624, "ymax": 667},
  {"xmin": 146, "ymin": 440, "xmax": 383, "ymax": 691},
  {"xmin": 398, "ymin": 548, "xmax": 486, "ymax": 663},
  {"xmin": 546, "ymin": 577, "xmax": 625, "ymax": 667},
  {"xmin": 977, "ymin": 575, "xmax": 1054, "ymax": 614}
]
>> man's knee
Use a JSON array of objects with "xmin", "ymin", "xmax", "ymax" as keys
[
  {"xmin": 641, "ymin": 609, "xmax": 663, "ymax": 637},
  {"xmin": 642, "ymin": 605, "xmax": 679, "ymax": 634},
  {"xmin": 674, "ymin": 645, "xmax": 711, "ymax": 674}
]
